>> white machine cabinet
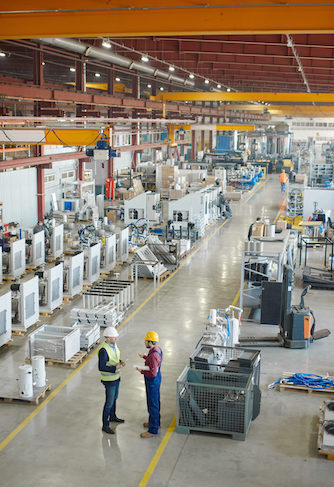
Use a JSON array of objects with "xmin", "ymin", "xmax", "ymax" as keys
[
  {"xmin": 11, "ymin": 276, "xmax": 39, "ymax": 331},
  {"xmin": 27, "ymin": 230, "xmax": 45, "ymax": 268},
  {"xmin": 3, "ymin": 238, "xmax": 26, "ymax": 279},
  {"xmin": 0, "ymin": 248, "xmax": 2, "ymax": 285},
  {"xmin": 63, "ymin": 252, "xmax": 84, "ymax": 298},
  {"xmin": 124, "ymin": 191, "xmax": 162, "ymax": 225},
  {"xmin": 84, "ymin": 243, "xmax": 101, "ymax": 285},
  {"xmin": 0, "ymin": 291, "xmax": 12, "ymax": 347},
  {"xmin": 28, "ymin": 325, "xmax": 80, "ymax": 362},
  {"xmin": 117, "ymin": 227, "xmax": 129, "ymax": 263},
  {"xmin": 101, "ymin": 234, "xmax": 116, "ymax": 273},
  {"xmin": 38, "ymin": 263, "xmax": 64, "ymax": 312},
  {"xmin": 50, "ymin": 224, "xmax": 64, "ymax": 259}
]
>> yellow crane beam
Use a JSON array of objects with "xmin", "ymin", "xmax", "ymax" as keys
[
  {"xmin": 1, "ymin": 2, "xmax": 334, "ymax": 38},
  {"xmin": 153, "ymin": 92, "xmax": 334, "ymax": 103},
  {"xmin": 0, "ymin": 127, "xmax": 111, "ymax": 146}
]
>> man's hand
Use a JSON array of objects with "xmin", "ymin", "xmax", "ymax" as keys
[
  {"xmin": 116, "ymin": 361, "xmax": 126, "ymax": 369},
  {"xmin": 135, "ymin": 367, "xmax": 142, "ymax": 373},
  {"xmin": 138, "ymin": 353, "xmax": 145, "ymax": 359}
]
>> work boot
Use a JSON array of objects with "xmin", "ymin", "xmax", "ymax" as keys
[
  {"xmin": 102, "ymin": 426, "xmax": 115, "ymax": 434},
  {"xmin": 110, "ymin": 417, "xmax": 125, "ymax": 423},
  {"xmin": 140, "ymin": 431, "xmax": 156, "ymax": 438}
]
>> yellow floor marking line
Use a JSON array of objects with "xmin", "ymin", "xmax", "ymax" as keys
[
  {"xmin": 0, "ymin": 180, "xmax": 267, "ymax": 455},
  {"xmin": 137, "ymin": 181, "xmax": 274, "ymax": 487},
  {"xmin": 138, "ymin": 416, "xmax": 177, "ymax": 487},
  {"xmin": 274, "ymin": 197, "xmax": 287, "ymax": 223}
]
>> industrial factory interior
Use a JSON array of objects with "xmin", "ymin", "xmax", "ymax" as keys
[{"xmin": 1, "ymin": 3, "xmax": 334, "ymax": 487}]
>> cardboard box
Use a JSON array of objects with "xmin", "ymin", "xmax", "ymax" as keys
[
  {"xmin": 252, "ymin": 222, "xmax": 265, "ymax": 237},
  {"xmin": 276, "ymin": 220, "xmax": 287, "ymax": 231},
  {"xmin": 295, "ymin": 174, "xmax": 307, "ymax": 185},
  {"xmin": 227, "ymin": 191, "xmax": 242, "ymax": 201},
  {"xmin": 226, "ymin": 185, "xmax": 233, "ymax": 192},
  {"xmin": 106, "ymin": 210, "xmax": 117, "ymax": 223}
]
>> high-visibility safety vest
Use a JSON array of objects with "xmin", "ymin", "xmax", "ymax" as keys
[
  {"xmin": 280, "ymin": 172, "xmax": 287, "ymax": 183},
  {"xmin": 100, "ymin": 341, "xmax": 121, "ymax": 382}
]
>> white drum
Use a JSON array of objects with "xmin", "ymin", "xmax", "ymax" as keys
[
  {"xmin": 19, "ymin": 364, "xmax": 33, "ymax": 398},
  {"xmin": 32, "ymin": 355, "xmax": 46, "ymax": 388}
]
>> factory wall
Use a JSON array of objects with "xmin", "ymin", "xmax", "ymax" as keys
[
  {"xmin": 0, "ymin": 168, "xmax": 38, "ymax": 227},
  {"xmin": 303, "ymin": 188, "xmax": 334, "ymax": 220}
]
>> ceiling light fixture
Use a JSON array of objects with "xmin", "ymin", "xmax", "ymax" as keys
[
  {"xmin": 141, "ymin": 55, "xmax": 149, "ymax": 63},
  {"xmin": 227, "ymin": 88, "xmax": 231, "ymax": 92},
  {"xmin": 115, "ymin": 77, "xmax": 120, "ymax": 82},
  {"xmin": 169, "ymin": 66, "xmax": 175, "ymax": 72},
  {"xmin": 0, "ymin": 52, "xmax": 6, "ymax": 57},
  {"xmin": 95, "ymin": 72, "xmax": 101, "ymax": 77},
  {"xmin": 160, "ymin": 87, "xmax": 164, "ymax": 91},
  {"xmin": 70, "ymin": 67, "xmax": 76, "ymax": 72},
  {"xmin": 204, "ymin": 79, "xmax": 209, "ymax": 84},
  {"xmin": 147, "ymin": 84, "xmax": 152, "ymax": 88},
  {"xmin": 189, "ymin": 73, "xmax": 194, "ymax": 79},
  {"xmin": 42, "ymin": 62, "xmax": 45, "ymax": 66},
  {"xmin": 217, "ymin": 84, "xmax": 222, "ymax": 89},
  {"xmin": 102, "ymin": 40, "xmax": 111, "ymax": 49}
]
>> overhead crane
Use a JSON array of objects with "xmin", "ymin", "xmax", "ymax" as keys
[{"xmin": 0, "ymin": 1, "xmax": 334, "ymax": 38}]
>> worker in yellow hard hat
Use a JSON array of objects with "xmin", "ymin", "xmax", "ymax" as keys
[{"xmin": 136, "ymin": 331, "xmax": 163, "ymax": 438}]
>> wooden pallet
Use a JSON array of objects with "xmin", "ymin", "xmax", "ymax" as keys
[
  {"xmin": 0, "ymin": 340, "xmax": 13, "ymax": 352},
  {"xmin": 278, "ymin": 373, "xmax": 334, "ymax": 394},
  {"xmin": 39, "ymin": 305, "xmax": 64, "ymax": 317},
  {"xmin": 26, "ymin": 267, "xmax": 37, "ymax": 272},
  {"xmin": 159, "ymin": 270, "xmax": 171, "ymax": 282},
  {"xmin": 63, "ymin": 292, "xmax": 82, "ymax": 303},
  {"xmin": 318, "ymin": 449, "xmax": 334, "ymax": 461},
  {"xmin": 44, "ymin": 350, "xmax": 88, "ymax": 369},
  {"xmin": 83, "ymin": 340, "xmax": 101, "ymax": 353},
  {"xmin": 12, "ymin": 321, "xmax": 41, "ymax": 336},
  {"xmin": 0, "ymin": 384, "xmax": 52, "ymax": 405}
]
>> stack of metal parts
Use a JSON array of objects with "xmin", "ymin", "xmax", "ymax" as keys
[
  {"xmin": 147, "ymin": 235, "xmax": 177, "ymax": 267},
  {"xmin": 177, "ymin": 342, "xmax": 261, "ymax": 440},
  {"xmin": 82, "ymin": 278, "xmax": 134, "ymax": 312},
  {"xmin": 71, "ymin": 302, "xmax": 124, "ymax": 329},
  {"xmin": 72, "ymin": 321, "xmax": 100, "ymax": 349},
  {"xmin": 132, "ymin": 245, "xmax": 167, "ymax": 278},
  {"xmin": 28, "ymin": 325, "xmax": 81, "ymax": 362}
]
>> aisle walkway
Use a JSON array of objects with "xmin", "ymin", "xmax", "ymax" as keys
[{"xmin": 3, "ymin": 177, "xmax": 332, "ymax": 487}]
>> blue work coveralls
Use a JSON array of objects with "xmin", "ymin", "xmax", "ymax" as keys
[{"xmin": 144, "ymin": 348, "xmax": 163, "ymax": 435}]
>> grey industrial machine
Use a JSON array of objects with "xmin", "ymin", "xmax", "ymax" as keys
[
  {"xmin": 117, "ymin": 227, "xmax": 129, "ymax": 263},
  {"xmin": 0, "ymin": 291, "xmax": 12, "ymax": 347},
  {"xmin": 36, "ymin": 263, "xmax": 64, "ymax": 313},
  {"xmin": 26, "ymin": 229, "xmax": 45, "ymax": 268},
  {"xmin": 63, "ymin": 252, "xmax": 84, "ymax": 298},
  {"xmin": 2, "ymin": 238, "xmax": 26, "ymax": 279},
  {"xmin": 11, "ymin": 276, "xmax": 39, "ymax": 331}
]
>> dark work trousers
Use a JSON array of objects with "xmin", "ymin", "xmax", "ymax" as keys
[
  {"xmin": 102, "ymin": 379, "xmax": 120, "ymax": 428},
  {"xmin": 144, "ymin": 370, "xmax": 161, "ymax": 434}
]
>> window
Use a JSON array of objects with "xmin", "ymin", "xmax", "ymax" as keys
[
  {"xmin": 61, "ymin": 170, "xmax": 75, "ymax": 180},
  {"xmin": 44, "ymin": 173, "xmax": 56, "ymax": 184}
]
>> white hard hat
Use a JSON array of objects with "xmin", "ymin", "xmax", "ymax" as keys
[{"xmin": 103, "ymin": 327, "xmax": 119, "ymax": 338}]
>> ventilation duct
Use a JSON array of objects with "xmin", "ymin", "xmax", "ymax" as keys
[{"xmin": 37, "ymin": 38, "xmax": 195, "ymax": 87}]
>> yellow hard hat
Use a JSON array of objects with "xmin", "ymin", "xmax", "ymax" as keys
[{"xmin": 144, "ymin": 331, "xmax": 159, "ymax": 342}]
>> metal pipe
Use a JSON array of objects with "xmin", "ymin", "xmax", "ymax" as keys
[{"xmin": 38, "ymin": 38, "xmax": 195, "ymax": 87}]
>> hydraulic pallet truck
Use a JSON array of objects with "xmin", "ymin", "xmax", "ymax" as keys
[{"xmin": 239, "ymin": 265, "xmax": 331, "ymax": 349}]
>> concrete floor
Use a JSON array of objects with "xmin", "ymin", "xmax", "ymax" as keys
[{"xmin": 0, "ymin": 175, "xmax": 333, "ymax": 487}]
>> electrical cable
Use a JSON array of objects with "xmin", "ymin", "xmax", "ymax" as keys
[{"xmin": 268, "ymin": 373, "xmax": 334, "ymax": 391}]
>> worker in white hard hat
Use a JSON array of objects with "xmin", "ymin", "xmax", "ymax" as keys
[{"xmin": 99, "ymin": 326, "xmax": 126, "ymax": 434}]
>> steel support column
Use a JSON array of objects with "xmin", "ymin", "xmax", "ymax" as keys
[{"xmin": 191, "ymin": 130, "xmax": 196, "ymax": 160}]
